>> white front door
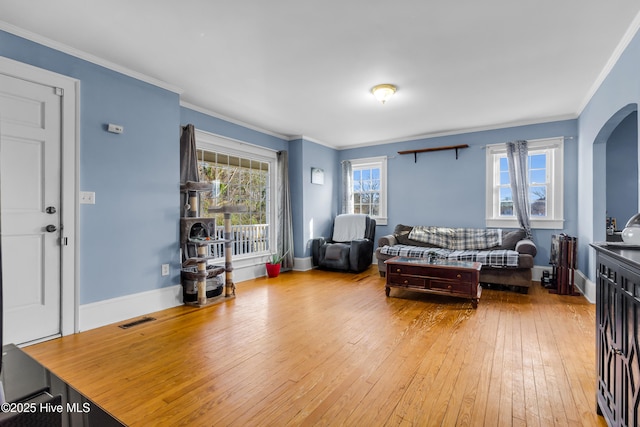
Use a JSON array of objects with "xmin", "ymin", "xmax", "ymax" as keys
[{"xmin": 0, "ymin": 73, "xmax": 62, "ymax": 345}]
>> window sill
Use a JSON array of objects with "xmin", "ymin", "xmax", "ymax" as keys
[
  {"xmin": 485, "ymin": 218, "xmax": 564, "ymax": 230},
  {"xmin": 373, "ymin": 216, "xmax": 388, "ymax": 226}
]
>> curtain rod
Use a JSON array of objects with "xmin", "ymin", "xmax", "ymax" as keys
[
  {"xmin": 340, "ymin": 155, "xmax": 392, "ymax": 163},
  {"xmin": 482, "ymin": 135, "xmax": 574, "ymax": 149}
]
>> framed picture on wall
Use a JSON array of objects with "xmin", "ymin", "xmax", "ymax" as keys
[{"xmin": 311, "ymin": 167, "xmax": 324, "ymax": 185}]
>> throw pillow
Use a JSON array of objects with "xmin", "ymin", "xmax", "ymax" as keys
[{"xmin": 496, "ymin": 229, "xmax": 526, "ymax": 250}]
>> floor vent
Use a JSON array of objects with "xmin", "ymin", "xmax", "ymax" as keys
[{"xmin": 119, "ymin": 317, "xmax": 156, "ymax": 329}]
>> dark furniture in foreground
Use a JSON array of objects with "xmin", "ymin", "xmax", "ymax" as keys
[
  {"xmin": 385, "ymin": 256, "xmax": 482, "ymax": 308},
  {"xmin": 591, "ymin": 243, "xmax": 640, "ymax": 427},
  {"xmin": 0, "ymin": 344, "xmax": 124, "ymax": 427},
  {"xmin": 311, "ymin": 214, "xmax": 376, "ymax": 273}
]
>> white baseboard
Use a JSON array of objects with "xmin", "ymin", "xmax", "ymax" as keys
[
  {"xmin": 532, "ymin": 265, "xmax": 552, "ymax": 282},
  {"xmin": 574, "ymin": 269, "xmax": 595, "ymax": 303},
  {"xmin": 293, "ymin": 256, "xmax": 314, "ymax": 271},
  {"xmin": 79, "ymin": 284, "xmax": 183, "ymax": 332},
  {"xmin": 81, "ymin": 262, "xmax": 594, "ymax": 332},
  {"xmin": 532, "ymin": 265, "xmax": 594, "ymax": 304},
  {"xmin": 78, "ymin": 260, "xmax": 283, "ymax": 332}
]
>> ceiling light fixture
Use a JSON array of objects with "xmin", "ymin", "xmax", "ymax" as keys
[{"xmin": 371, "ymin": 84, "xmax": 397, "ymax": 104}]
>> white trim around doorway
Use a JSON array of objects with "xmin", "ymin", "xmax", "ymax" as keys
[{"xmin": 0, "ymin": 55, "xmax": 80, "ymax": 338}]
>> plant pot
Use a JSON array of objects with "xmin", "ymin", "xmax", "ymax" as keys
[{"xmin": 266, "ymin": 262, "xmax": 281, "ymax": 278}]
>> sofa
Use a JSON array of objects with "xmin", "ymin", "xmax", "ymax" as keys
[{"xmin": 375, "ymin": 224, "xmax": 537, "ymax": 292}]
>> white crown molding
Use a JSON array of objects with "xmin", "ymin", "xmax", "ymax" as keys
[
  {"xmin": 180, "ymin": 100, "xmax": 290, "ymax": 141},
  {"xmin": 0, "ymin": 20, "xmax": 183, "ymax": 94},
  {"xmin": 336, "ymin": 113, "xmax": 578, "ymax": 150},
  {"xmin": 577, "ymin": 10, "xmax": 640, "ymax": 116},
  {"xmin": 3, "ymin": 18, "xmax": 616, "ymax": 152},
  {"xmin": 288, "ymin": 134, "xmax": 338, "ymax": 150}
]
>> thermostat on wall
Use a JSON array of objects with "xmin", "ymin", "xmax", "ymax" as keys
[{"xmin": 107, "ymin": 123, "xmax": 124, "ymax": 134}]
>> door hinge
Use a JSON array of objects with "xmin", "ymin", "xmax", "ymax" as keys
[
  {"xmin": 54, "ymin": 87, "xmax": 64, "ymax": 96},
  {"xmin": 61, "ymin": 237, "xmax": 68, "ymax": 246}
]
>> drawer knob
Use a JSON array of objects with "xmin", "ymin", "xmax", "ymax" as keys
[
  {"xmin": 447, "ymin": 285, "xmax": 452, "ymax": 289},
  {"xmin": 403, "ymin": 280, "xmax": 409, "ymax": 284},
  {"xmin": 456, "ymin": 274, "xmax": 461, "ymax": 278},
  {"xmin": 396, "ymin": 268, "xmax": 401, "ymax": 273}
]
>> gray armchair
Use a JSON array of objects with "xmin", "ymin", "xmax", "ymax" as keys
[{"xmin": 311, "ymin": 214, "xmax": 376, "ymax": 273}]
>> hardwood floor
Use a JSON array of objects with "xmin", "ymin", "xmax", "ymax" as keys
[{"xmin": 24, "ymin": 267, "xmax": 606, "ymax": 426}]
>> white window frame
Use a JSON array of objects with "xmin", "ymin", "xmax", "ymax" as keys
[
  {"xmin": 195, "ymin": 129, "xmax": 278, "ymax": 261},
  {"xmin": 350, "ymin": 156, "xmax": 388, "ymax": 225},
  {"xmin": 485, "ymin": 137, "xmax": 564, "ymax": 229}
]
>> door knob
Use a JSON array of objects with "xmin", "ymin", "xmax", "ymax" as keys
[
  {"xmin": 46, "ymin": 224, "xmax": 57, "ymax": 232},
  {"xmin": 46, "ymin": 206, "xmax": 57, "ymax": 214}
]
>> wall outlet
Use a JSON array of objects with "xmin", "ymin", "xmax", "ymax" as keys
[{"xmin": 161, "ymin": 264, "xmax": 170, "ymax": 276}]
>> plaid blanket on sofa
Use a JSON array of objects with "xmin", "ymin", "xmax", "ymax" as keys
[
  {"xmin": 408, "ymin": 226, "xmax": 502, "ymax": 250},
  {"xmin": 379, "ymin": 244, "xmax": 519, "ymax": 267}
]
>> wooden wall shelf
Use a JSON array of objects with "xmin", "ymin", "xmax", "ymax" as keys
[{"xmin": 398, "ymin": 144, "xmax": 469, "ymax": 163}]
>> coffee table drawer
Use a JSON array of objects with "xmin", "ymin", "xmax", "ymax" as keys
[
  {"xmin": 426, "ymin": 268, "xmax": 474, "ymax": 282},
  {"xmin": 388, "ymin": 264, "xmax": 426, "ymax": 276},
  {"xmin": 388, "ymin": 273, "xmax": 426, "ymax": 288},
  {"xmin": 389, "ymin": 265, "xmax": 473, "ymax": 282},
  {"xmin": 430, "ymin": 279, "xmax": 471, "ymax": 293}
]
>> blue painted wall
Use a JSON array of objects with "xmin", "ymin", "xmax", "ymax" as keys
[
  {"xmin": 288, "ymin": 140, "xmax": 304, "ymax": 258},
  {"xmin": 339, "ymin": 119, "xmax": 579, "ymax": 266},
  {"xmin": 578, "ymin": 27, "xmax": 640, "ymax": 279},
  {"xmin": 303, "ymin": 140, "xmax": 338, "ymax": 256},
  {"xmin": 5, "ymin": 21, "xmax": 640, "ymax": 301},
  {"xmin": 0, "ymin": 30, "xmax": 181, "ymax": 304},
  {"xmin": 180, "ymin": 107, "xmax": 288, "ymax": 152},
  {"xmin": 0, "ymin": 32, "xmax": 299, "ymax": 305},
  {"xmin": 288, "ymin": 139, "xmax": 337, "ymax": 258},
  {"xmin": 606, "ymin": 111, "xmax": 638, "ymax": 228}
]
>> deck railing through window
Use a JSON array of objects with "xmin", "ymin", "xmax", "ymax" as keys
[{"xmin": 207, "ymin": 223, "xmax": 269, "ymax": 259}]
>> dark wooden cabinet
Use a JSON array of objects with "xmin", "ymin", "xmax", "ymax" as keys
[{"xmin": 591, "ymin": 244, "xmax": 640, "ymax": 427}]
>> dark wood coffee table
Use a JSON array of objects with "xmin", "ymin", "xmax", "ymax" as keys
[{"xmin": 385, "ymin": 256, "xmax": 482, "ymax": 308}]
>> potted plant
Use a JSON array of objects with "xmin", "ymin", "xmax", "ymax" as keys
[{"xmin": 266, "ymin": 250, "xmax": 288, "ymax": 278}]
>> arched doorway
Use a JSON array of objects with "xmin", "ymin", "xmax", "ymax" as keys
[{"xmin": 593, "ymin": 103, "xmax": 638, "ymax": 243}]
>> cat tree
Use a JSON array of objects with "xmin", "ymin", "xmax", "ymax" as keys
[{"xmin": 180, "ymin": 181, "xmax": 246, "ymax": 306}]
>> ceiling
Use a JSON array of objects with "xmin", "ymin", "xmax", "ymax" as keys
[{"xmin": 1, "ymin": 1, "xmax": 640, "ymax": 149}]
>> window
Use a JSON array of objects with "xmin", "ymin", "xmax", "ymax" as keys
[
  {"xmin": 486, "ymin": 137, "xmax": 564, "ymax": 229},
  {"xmin": 350, "ymin": 156, "xmax": 387, "ymax": 225},
  {"xmin": 195, "ymin": 130, "xmax": 277, "ymax": 259}
]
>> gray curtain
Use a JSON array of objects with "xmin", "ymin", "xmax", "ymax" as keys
[
  {"xmin": 180, "ymin": 124, "xmax": 199, "ymax": 184},
  {"xmin": 341, "ymin": 160, "xmax": 353, "ymax": 214},
  {"xmin": 277, "ymin": 151, "xmax": 294, "ymax": 271},
  {"xmin": 506, "ymin": 140, "xmax": 532, "ymax": 239},
  {"xmin": 180, "ymin": 124, "xmax": 200, "ymax": 218}
]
